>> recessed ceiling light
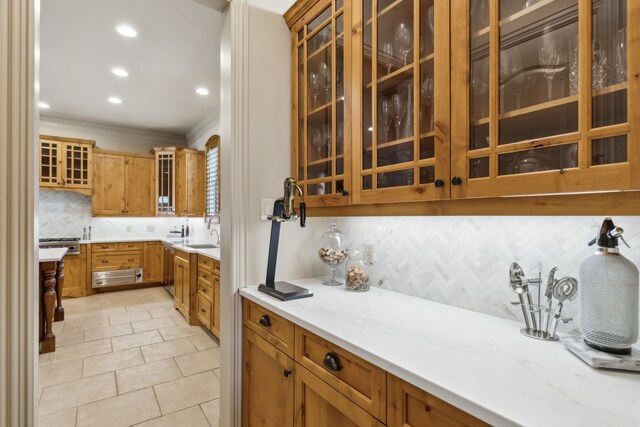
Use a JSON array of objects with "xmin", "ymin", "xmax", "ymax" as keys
[
  {"xmin": 115, "ymin": 25, "xmax": 138, "ymax": 38},
  {"xmin": 195, "ymin": 87, "xmax": 210, "ymax": 96},
  {"xmin": 108, "ymin": 97, "xmax": 122, "ymax": 104},
  {"xmin": 39, "ymin": 102, "xmax": 51, "ymax": 109},
  {"xmin": 111, "ymin": 68, "xmax": 129, "ymax": 77}
]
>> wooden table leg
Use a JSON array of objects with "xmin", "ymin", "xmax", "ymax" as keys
[
  {"xmin": 54, "ymin": 259, "xmax": 65, "ymax": 321},
  {"xmin": 40, "ymin": 261, "xmax": 57, "ymax": 354}
]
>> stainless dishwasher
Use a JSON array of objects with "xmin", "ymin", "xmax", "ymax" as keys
[{"xmin": 163, "ymin": 243, "xmax": 175, "ymax": 296}]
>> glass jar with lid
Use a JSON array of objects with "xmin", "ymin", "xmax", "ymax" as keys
[
  {"xmin": 345, "ymin": 251, "xmax": 370, "ymax": 292},
  {"xmin": 317, "ymin": 220, "xmax": 348, "ymax": 286}
]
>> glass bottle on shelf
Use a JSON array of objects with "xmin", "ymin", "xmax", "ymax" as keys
[
  {"xmin": 318, "ymin": 220, "xmax": 348, "ymax": 286},
  {"xmin": 345, "ymin": 251, "xmax": 370, "ymax": 292}
]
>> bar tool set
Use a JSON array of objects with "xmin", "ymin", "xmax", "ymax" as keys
[{"xmin": 509, "ymin": 262, "xmax": 577, "ymax": 341}]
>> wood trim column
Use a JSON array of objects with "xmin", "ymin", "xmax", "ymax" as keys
[{"xmin": 0, "ymin": 0, "xmax": 38, "ymax": 426}]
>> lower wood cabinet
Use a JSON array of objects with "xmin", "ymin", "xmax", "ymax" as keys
[
  {"xmin": 174, "ymin": 251, "xmax": 192, "ymax": 321},
  {"xmin": 143, "ymin": 242, "xmax": 163, "ymax": 283},
  {"xmin": 243, "ymin": 326, "xmax": 294, "ymax": 427},
  {"xmin": 242, "ymin": 299, "xmax": 487, "ymax": 427},
  {"xmin": 197, "ymin": 255, "xmax": 221, "ymax": 338},
  {"xmin": 61, "ymin": 244, "xmax": 87, "ymax": 298}
]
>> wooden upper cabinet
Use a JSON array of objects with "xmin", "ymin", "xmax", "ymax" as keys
[
  {"xmin": 176, "ymin": 148, "xmax": 205, "ymax": 217},
  {"xmin": 152, "ymin": 147, "xmax": 176, "ymax": 216},
  {"xmin": 92, "ymin": 151, "xmax": 155, "ymax": 216},
  {"xmin": 450, "ymin": 0, "xmax": 639, "ymax": 198},
  {"xmin": 291, "ymin": 0, "xmax": 353, "ymax": 208},
  {"xmin": 39, "ymin": 135, "xmax": 94, "ymax": 195},
  {"xmin": 287, "ymin": 0, "xmax": 640, "ymax": 211},
  {"xmin": 353, "ymin": 0, "xmax": 450, "ymax": 204}
]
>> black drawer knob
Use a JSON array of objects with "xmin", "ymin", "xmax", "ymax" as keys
[
  {"xmin": 283, "ymin": 369, "xmax": 292, "ymax": 378},
  {"xmin": 258, "ymin": 315, "xmax": 271, "ymax": 327},
  {"xmin": 322, "ymin": 352, "xmax": 342, "ymax": 372},
  {"xmin": 341, "ymin": 190, "xmax": 349, "ymax": 197},
  {"xmin": 434, "ymin": 179, "xmax": 444, "ymax": 188},
  {"xmin": 451, "ymin": 176, "xmax": 462, "ymax": 185}
]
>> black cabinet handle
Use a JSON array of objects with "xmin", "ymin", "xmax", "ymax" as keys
[
  {"xmin": 434, "ymin": 179, "xmax": 444, "ymax": 188},
  {"xmin": 341, "ymin": 190, "xmax": 349, "ymax": 197},
  {"xmin": 322, "ymin": 352, "xmax": 342, "ymax": 372},
  {"xmin": 451, "ymin": 176, "xmax": 462, "ymax": 185},
  {"xmin": 283, "ymin": 369, "xmax": 292, "ymax": 378},
  {"xmin": 258, "ymin": 315, "xmax": 271, "ymax": 327}
]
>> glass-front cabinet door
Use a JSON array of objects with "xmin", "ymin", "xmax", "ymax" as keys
[
  {"xmin": 451, "ymin": 0, "xmax": 638, "ymax": 198},
  {"xmin": 353, "ymin": 0, "xmax": 450, "ymax": 204},
  {"xmin": 40, "ymin": 138, "xmax": 62, "ymax": 187},
  {"xmin": 292, "ymin": 0, "xmax": 352, "ymax": 207}
]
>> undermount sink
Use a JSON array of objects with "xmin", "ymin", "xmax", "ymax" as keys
[{"xmin": 186, "ymin": 243, "xmax": 219, "ymax": 249}]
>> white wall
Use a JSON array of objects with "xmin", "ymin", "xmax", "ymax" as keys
[
  {"xmin": 187, "ymin": 110, "xmax": 221, "ymax": 149},
  {"xmin": 40, "ymin": 115, "xmax": 188, "ymax": 153},
  {"xmin": 245, "ymin": 5, "xmax": 330, "ymax": 287}
]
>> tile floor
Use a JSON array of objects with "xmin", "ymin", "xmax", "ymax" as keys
[{"xmin": 39, "ymin": 287, "xmax": 220, "ymax": 427}]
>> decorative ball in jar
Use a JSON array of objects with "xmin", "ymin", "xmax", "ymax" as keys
[
  {"xmin": 345, "ymin": 251, "xmax": 370, "ymax": 292},
  {"xmin": 318, "ymin": 220, "xmax": 347, "ymax": 286}
]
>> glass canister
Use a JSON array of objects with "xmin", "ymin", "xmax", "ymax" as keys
[
  {"xmin": 318, "ymin": 220, "xmax": 347, "ymax": 286},
  {"xmin": 345, "ymin": 251, "xmax": 370, "ymax": 292}
]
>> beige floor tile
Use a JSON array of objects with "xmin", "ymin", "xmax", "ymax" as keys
[
  {"xmin": 55, "ymin": 328, "xmax": 85, "ymax": 347},
  {"xmin": 84, "ymin": 306, "xmax": 127, "ymax": 319},
  {"xmin": 52, "ymin": 338, "xmax": 112, "ymax": 364},
  {"xmin": 154, "ymin": 371, "xmax": 220, "ymax": 415},
  {"xmin": 76, "ymin": 387, "xmax": 161, "ymax": 427},
  {"xmin": 171, "ymin": 313, "xmax": 190, "ymax": 326},
  {"xmin": 125, "ymin": 303, "xmax": 151, "ymax": 313},
  {"xmin": 132, "ymin": 316, "xmax": 176, "ymax": 333},
  {"xmin": 39, "ymin": 372, "xmax": 116, "ymax": 416},
  {"xmin": 52, "ymin": 321, "xmax": 64, "ymax": 334},
  {"xmin": 116, "ymin": 359, "xmax": 183, "ymax": 394},
  {"xmin": 189, "ymin": 333, "xmax": 219, "ymax": 351},
  {"xmin": 175, "ymin": 348, "xmax": 221, "ymax": 377},
  {"xmin": 84, "ymin": 323, "xmax": 133, "ymax": 342},
  {"xmin": 63, "ymin": 311, "xmax": 85, "ymax": 321},
  {"xmin": 83, "ymin": 347, "xmax": 145, "ymax": 378},
  {"xmin": 141, "ymin": 337, "xmax": 198, "ymax": 363},
  {"xmin": 110, "ymin": 310, "xmax": 151, "ymax": 326},
  {"xmin": 135, "ymin": 405, "xmax": 211, "ymax": 427},
  {"xmin": 158, "ymin": 324, "xmax": 206, "ymax": 341},
  {"xmin": 39, "ymin": 352, "xmax": 54, "ymax": 366},
  {"xmin": 40, "ymin": 359, "xmax": 83, "ymax": 388},
  {"xmin": 39, "ymin": 407, "xmax": 77, "ymax": 427},
  {"xmin": 214, "ymin": 368, "xmax": 220, "ymax": 379},
  {"xmin": 63, "ymin": 315, "xmax": 110, "ymax": 331},
  {"xmin": 148, "ymin": 307, "xmax": 178, "ymax": 319},
  {"xmin": 112, "ymin": 330, "xmax": 164, "ymax": 351},
  {"xmin": 201, "ymin": 399, "xmax": 220, "ymax": 427}
]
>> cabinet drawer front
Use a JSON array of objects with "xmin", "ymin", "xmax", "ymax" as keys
[
  {"xmin": 92, "ymin": 253, "xmax": 142, "ymax": 271},
  {"xmin": 197, "ymin": 278, "xmax": 213, "ymax": 300},
  {"xmin": 387, "ymin": 374, "xmax": 488, "ymax": 427},
  {"xmin": 198, "ymin": 269, "xmax": 213, "ymax": 285},
  {"xmin": 196, "ymin": 294, "xmax": 212, "ymax": 328},
  {"xmin": 118, "ymin": 242, "xmax": 144, "ymax": 251},
  {"xmin": 295, "ymin": 327, "xmax": 386, "ymax": 422},
  {"xmin": 175, "ymin": 249, "xmax": 190, "ymax": 262},
  {"xmin": 295, "ymin": 364, "xmax": 385, "ymax": 427},
  {"xmin": 198, "ymin": 255, "xmax": 219, "ymax": 273},
  {"xmin": 243, "ymin": 299, "xmax": 294, "ymax": 358},
  {"xmin": 93, "ymin": 242, "xmax": 118, "ymax": 252}
]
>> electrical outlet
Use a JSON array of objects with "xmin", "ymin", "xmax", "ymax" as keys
[
  {"xmin": 261, "ymin": 199, "xmax": 276, "ymax": 221},
  {"xmin": 363, "ymin": 243, "xmax": 374, "ymax": 265}
]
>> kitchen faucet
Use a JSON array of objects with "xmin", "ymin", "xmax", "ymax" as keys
[{"xmin": 210, "ymin": 228, "xmax": 220, "ymax": 245}]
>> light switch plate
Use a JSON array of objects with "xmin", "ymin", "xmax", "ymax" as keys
[{"xmin": 261, "ymin": 199, "xmax": 276, "ymax": 221}]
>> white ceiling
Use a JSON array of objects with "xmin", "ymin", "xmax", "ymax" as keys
[
  {"xmin": 248, "ymin": 0, "xmax": 296, "ymax": 14},
  {"xmin": 40, "ymin": 0, "xmax": 224, "ymax": 136}
]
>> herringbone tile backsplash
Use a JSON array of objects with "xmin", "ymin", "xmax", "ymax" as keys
[{"xmin": 332, "ymin": 216, "xmax": 640, "ymax": 332}]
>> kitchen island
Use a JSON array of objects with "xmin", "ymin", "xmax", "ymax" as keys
[{"xmin": 240, "ymin": 279, "xmax": 640, "ymax": 427}]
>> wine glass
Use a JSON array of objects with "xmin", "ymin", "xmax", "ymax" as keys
[
  {"xmin": 319, "ymin": 62, "xmax": 331, "ymax": 104},
  {"xmin": 311, "ymin": 128, "xmax": 323, "ymax": 157},
  {"xmin": 471, "ymin": 58, "xmax": 488, "ymax": 119},
  {"xmin": 615, "ymin": 28, "xmax": 627, "ymax": 84},
  {"xmin": 538, "ymin": 29, "xmax": 562, "ymax": 101},
  {"xmin": 499, "ymin": 49, "xmax": 523, "ymax": 112},
  {"xmin": 568, "ymin": 35, "xmax": 579, "ymax": 95},
  {"xmin": 592, "ymin": 40, "xmax": 608, "ymax": 89},
  {"xmin": 391, "ymin": 93, "xmax": 406, "ymax": 141},
  {"xmin": 428, "ymin": 6, "xmax": 434, "ymax": 35},
  {"xmin": 470, "ymin": 0, "xmax": 488, "ymax": 34},
  {"xmin": 380, "ymin": 98, "xmax": 392, "ymax": 142},
  {"xmin": 309, "ymin": 72, "xmax": 321, "ymax": 109},
  {"xmin": 394, "ymin": 22, "xmax": 412, "ymax": 66},
  {"xmin": 381, "ymin": 42, "xmax": 394, "ymax": 74}
]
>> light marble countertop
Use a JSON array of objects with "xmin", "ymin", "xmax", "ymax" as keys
[
  {"xmin": 39, "ymin": 247, "xmax": 68, "ymax": 262},
  {"xmin": 79, "ymin": 237, "xmax": 220, "ymax": 260},
  {"xmin": 240, "ymin": 279, "xmax": 640, "ymax": 427}
]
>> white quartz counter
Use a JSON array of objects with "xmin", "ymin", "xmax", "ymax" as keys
[
  {"xmin": 240, "ymin": 279, "xmax": 640, "ymax": 427},
  {"xmin": 80, "ymin": 237, "xmax": 220, "ymax": 260},
  {"xmin": 39, "ymin": 248, "xmax": 68, "ymax": 262}
]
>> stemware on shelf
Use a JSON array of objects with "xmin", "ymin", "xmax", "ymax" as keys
[
  {"xmin": 592, "ymin": 40, "xmax": 608, "ymax": 89},
  {"xmin": 538, "ymin": 29, "xmax": 562, "ymax": 101},
  {"xmin": 319, "ymin": 61, "xmax": 332, "ymax": 104},
  {"xmin": 311, "ymin": 127, "xmax": 323, "ymax": 156},
  {"xmin": 470, "ymin": 0, "xmax": 488, "ymax": 34},
  {"xmin": 380, "ymin": 97, "xmax": 392, "ymax": 143},
  {"xmin": 471, "ymin": 59, "xmax": 489, "ymax": 119},
  {"xmin": 324, "ymin": 123, "xmax": 332, "ymax": 157},
  {"xmin": 402, "ymin": 85, "xmax": 413, "ymax": 139},
  {"xmin": 615, "ymin": 28, "xmax": 627, "ymax": 84},
  {"xmin": 427, "ymin": 6, "xmax": 434, "ymax": 35},
  {"xmin": 310, "ymin": 72, "xmax": 322, "ymax": 109},
  {"xmin": 394, "ymin": 22, "xmax": 412, "ymax": 66},
  {"xmin": 499, "ymin": 49, "xmax": 523, "ymax": 113},
  {"xmin": 569, "ymin": 35, "xmax": 579, "ymax": 95},
  {"xmin": 382, "ymin": 42, "xmax": 394, "ymax": 74},
  {"xmin": 391, "ymin": 93, "xmax": 406, "ymax": 141}
]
